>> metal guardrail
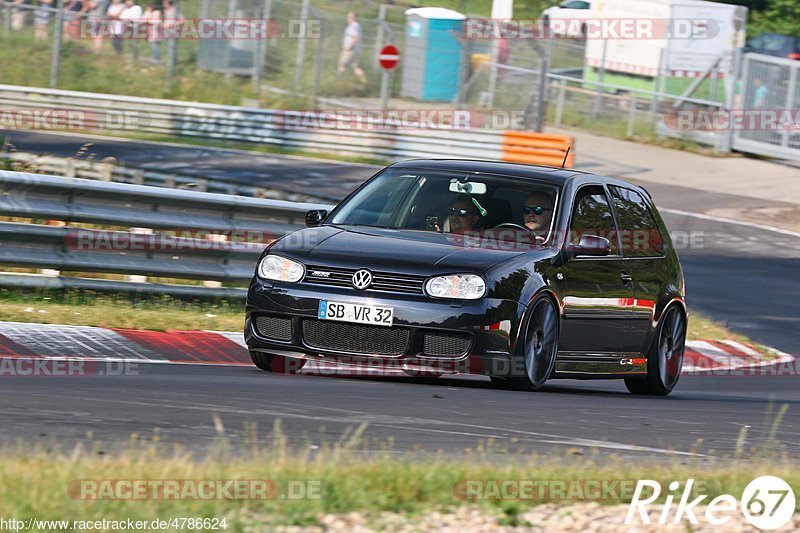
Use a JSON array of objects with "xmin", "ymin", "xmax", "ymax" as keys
[
  {"xmin": 1, "ymin": 151, "xmax": 329, "ymax": 202},
  {"xmin": 0, "ymin": 84, "xmax": 578, "ymax": 166},
  {"xmin": 0, "ymin": 84, "xmax": 508, "ymax": 161},
  {"xmin": 0, "ymin": 170, "xmax": 335, "ymax": 297}
]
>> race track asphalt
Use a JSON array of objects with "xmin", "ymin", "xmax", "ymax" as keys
[{"xmin": 1, "ymin": 130, "xmax": 798, "ymax": 460}]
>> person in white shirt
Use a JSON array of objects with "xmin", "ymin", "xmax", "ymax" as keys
[
  {"xmin": 119, "ymin": 0, "xmax": 142, "ymax": 53},
  {"xmin": 106, "ymin": 0, "xmax": 125, "ymax": 53},
  {"xmin": 337, "ymin": 12, "xmax": 366, "ymax": 83},
  {"xmin": 143, "ymin": 3, "xmax": 161, "ymax": 61}
]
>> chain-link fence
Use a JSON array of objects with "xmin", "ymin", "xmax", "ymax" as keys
[
  {"xmin": 734, "ymin": 53, "xmax": 800, "ymax": 158},
  {"xmin": 2, "ymin": 1, "xmax": 798, "ymax": 160}
]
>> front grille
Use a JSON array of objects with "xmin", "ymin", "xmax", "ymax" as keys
[
  {"xmin": 423, "ymin": 332, "xmax": 472, "ymax": 357},
  {"xmin": 303, "ymin": 266, "xmax": 425, "ymax": 294},
  {"xmin": 254, "ymin": 315, "xmax": 293, "ymax": 341},
  {"xmin": 302, "ymin": 319, "xmax": 410, "ymax": 355}
]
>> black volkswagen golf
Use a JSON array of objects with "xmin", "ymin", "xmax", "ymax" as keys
[{"xmin": 245, "ymin": 160, "xmax": 687, "ymax": 396}]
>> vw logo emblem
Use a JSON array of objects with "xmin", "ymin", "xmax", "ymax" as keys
[{"xmin": 352, "ymin": 269, "xmax": 373, "ymax": 290}]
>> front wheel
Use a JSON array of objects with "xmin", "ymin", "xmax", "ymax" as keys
[
  {"xmin": 625, "ymin": 306, "xmax": 686, "ymax": 396},
  {"xmin": 249, "ymin": 351, "xmax": 306, "ymax": 374},
  {"xmin": 507, "ymin": 296, "xmax": 559, "ymax": 391}
]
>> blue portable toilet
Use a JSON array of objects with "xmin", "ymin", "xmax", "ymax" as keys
[{"xmin": 400, "ymin": 7, "xmax": 466, "ymax": 102}]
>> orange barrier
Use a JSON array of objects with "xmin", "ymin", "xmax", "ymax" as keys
[{"xmin": 501, "ymin": 131, "xmax": 575, "ymax": 168}]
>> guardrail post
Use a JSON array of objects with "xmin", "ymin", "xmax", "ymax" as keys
[
  {"xmin": 626, "ymin": 93, "xmax": 637, "ymax": 138},
  {"xmin": 223, "ymin": 0, "xmax": 237, "ymax": 81},
  {"xmin": 650, "ymin": 47, "xmax": 666, "ymax": 123},
  {"xmin": 203, "ymin": 232, "xmax": 228, "ymax": 288},
  {"xmin": 3, "ymin": 1, "xmax": 11, "ymax": 35},
  {"xmin": 554, "ymin": 80, "xmax": 566, "ymax": 126},
  {"xmin": 131, "ymin": 169, "xmax": 145, "ymax": 185},
  {"xmin": 591, "ymin": 39, "xmax": 607, "ymax": 119},
  {"xmin": 64, "ymin": 158, "xmax": 75, "ymax": 178},
  {"xmin": 293, "ymin": 0, "xmax": 310, "ymax": 88},
  {"xmin": 39, "ymin": 219, "xmax": 66, "ymax": 277},
  {"xmin": 311, "ymin": 15, "xmax": 324, "ymax": 104},
  {"xmin": 50, "ymin": 0, "xmax": 64, "ymax": 88},
  {"xmin": 127, "ymin": 227, "xmax": 152, "ymax": 283},
  {"xmin": 372, "ymin": 4, "xmax": 388, "ymax": 73}
]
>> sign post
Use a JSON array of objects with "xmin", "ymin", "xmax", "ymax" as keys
[{"xmin": 378, "ymin": 44, "xmax": 400, "ymax": 111}]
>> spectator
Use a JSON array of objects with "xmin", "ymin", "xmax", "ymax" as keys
[
  {"xmin": 106, "ymin": 0, "xmax": 125, "ymax": 54},
  {"xmin": 753, "ymin": 78, "xmax": 769, "ymax": 109},
  {"xmin": 34, "ymin": 0, "xmax": 53, "ymax": 42},
  {"xmin": 338, "ymin": 12, "xmax": 366, "ymax": 84},
  {"xmin": 62, "ymin": 0, "xmax": 83, "ymax": 40},
  {"xmin": 162, "ymin": 0, "xmax": 180, "ymax": 41},
  {"xmin": 120, "ymin": 0, "xmax": 143, "ymax": 53},
  {"xmin": 11, "ymin": 0, "xmax": 26, "ymax": 31},
  {"xmin": 84, "ymin": 0, "xmax": 108, "ymax": 52},
  {"xmin": 143, "ymin": 2, "xmax": 161, "ymax": 62}
]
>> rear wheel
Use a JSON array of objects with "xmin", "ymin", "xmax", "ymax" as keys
[
  {"xmin": 249, "ymin": 351, "xmax": 306, "ymax": 374},
  {"xmin": 625, "ymin": 306, "xmax": 686, "ymax": 396},
  {"xmin": 507, "ymin": 296, "xmax": 559, "ymax": 391}
]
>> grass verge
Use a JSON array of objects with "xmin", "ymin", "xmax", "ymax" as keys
[
  {"xmin": 0, "ymin": 289, "xmax": 766, "ymax": 345},
  {"xmin": 0, "ymin": 433, "xmax": 797, "ymax": 528}
]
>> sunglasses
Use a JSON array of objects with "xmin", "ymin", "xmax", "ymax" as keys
[
  {"xmin": 450, "ymin": 207, "xmax": 475, "ymax": 217},
  {"xmin": 523, "ymin": 205, "xmax": 553, "ymax": 216}
]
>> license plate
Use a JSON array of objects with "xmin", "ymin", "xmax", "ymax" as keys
[{"xmin": 318, "ymin": 300, "xmax": 394, "ymax": 327}]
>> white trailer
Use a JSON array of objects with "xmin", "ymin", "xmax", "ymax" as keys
[{"xmin": 583, "ymin": 0, "xmax": 748, "ymax": 95}]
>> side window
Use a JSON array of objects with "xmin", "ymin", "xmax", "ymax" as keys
[
  {"xmin": 608, "ymin": 186, "xmax": 665, "ymax": 257},
  {"xmin": 570, "ymin": 185, "xmax": 619, "ymax": 255}
]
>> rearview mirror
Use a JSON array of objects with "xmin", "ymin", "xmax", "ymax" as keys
[
  {"xmin": 569, "ymin": 234, "xmax": 612, "ymax": 257},
  {"xmin": 305, "ymin": 209, "xmax": 328, "ymax": 227},
  {"xmin": 448, "ymin": 180, "xmax": 487, "ymax": 195}
]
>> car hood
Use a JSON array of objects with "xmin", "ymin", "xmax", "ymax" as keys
[{"xmin": 271, "ymin": 226, "xmax": 541, "ymax": 274}]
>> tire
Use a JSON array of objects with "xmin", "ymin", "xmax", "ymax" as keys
[
  {"xmin": 506, "ymin": 296, "xmax": 559, "ymax": 391},
  {"xmin": 249, "ymin": 351, "xmax": 306, "ymax": 374},
  {"xmin": 625, "ymin": 306, "xmax": 686, "ymax": 396}
]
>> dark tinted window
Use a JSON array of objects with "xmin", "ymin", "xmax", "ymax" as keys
[
  {"xmin": 608, "ymin": 186, "xmax": 665, "ymax": 257},
  {"xmin": 570, "ymin": 185, "xmax": 619, "ymax": 254}
]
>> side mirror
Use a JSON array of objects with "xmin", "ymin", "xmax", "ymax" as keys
[
  {"xmin": 568, "ymin": 234, "xmax": 612, "ymax": 258},
  {"xmin": 305, "ymin": 209, "xmax": 328, "ymax": 227}
]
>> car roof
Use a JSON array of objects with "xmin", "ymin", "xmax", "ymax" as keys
[
  {"xmin": 390, "ymin": 158, "xmax": 581, "ymax": 184},
  {"xmin": 388, "ymin": 158, "xmax": 655, "ymax": 200}
]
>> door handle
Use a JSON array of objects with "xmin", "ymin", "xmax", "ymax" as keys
[{"xmin": 620, "ymin": 272, "xmax": 632, "ymax": 284}]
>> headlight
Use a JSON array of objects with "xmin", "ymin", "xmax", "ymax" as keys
[
  {"xmin": 425, "ymin": 274, "xmax": 486, "ymax": 300},
  {"xmin": 257, "ymin": 255, "xmax": 305, "ymax": 282}
]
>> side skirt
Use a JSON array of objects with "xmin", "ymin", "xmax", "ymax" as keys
[{"xmin": 552, "ymin": 353, "xmax": 647, "ymax": 380}]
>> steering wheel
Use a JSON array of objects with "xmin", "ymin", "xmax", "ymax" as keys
[{"xmin": 492, "ymin": 222, "xmax": 531, "ymax": 231}]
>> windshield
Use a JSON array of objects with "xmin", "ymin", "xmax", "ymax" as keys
[{"xmin": 329, "ymin": 169, "xmax": 560, "ymax": 243}]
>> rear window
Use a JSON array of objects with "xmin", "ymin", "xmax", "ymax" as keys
[{"xmin": 608, "ymin": 186, "xmax": 665, "ymax": 257}]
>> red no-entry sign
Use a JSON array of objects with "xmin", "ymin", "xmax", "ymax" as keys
[{"xmin": 378, "ymin": 44, "xmax": 400, "ymax": 70}]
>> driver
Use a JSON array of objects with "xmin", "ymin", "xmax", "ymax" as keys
[
  {"xmin": 523, "ymin": 191, "xmax": 555, "ymax": 237},
  {"xmin": 446, "ymin": 196, "xmax": 481, "ymax": 235}
]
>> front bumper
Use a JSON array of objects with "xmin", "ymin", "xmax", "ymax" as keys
[{"xmin": 244, "ymin": 277, "xmax": 525, "ymax": 375}]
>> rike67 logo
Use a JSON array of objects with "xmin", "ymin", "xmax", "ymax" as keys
[{"xmin": 626, "ymin": 476, "xmax": 795, "ymax": 530}]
